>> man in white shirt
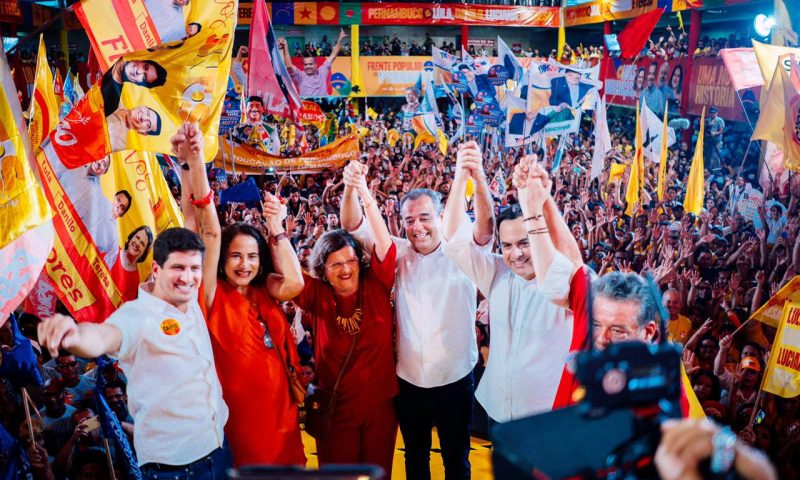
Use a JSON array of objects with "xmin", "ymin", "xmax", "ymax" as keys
[
  {"xmin": 442, "ymin": 146, "xmax": 583, "ymax": 424},
  {"xmin": 341, "ymin": 152, "xmax": 495, "ymax": 479},
  {"xmin": 37, "ymin": 123, "xmax": 230, "ymax": 478}
]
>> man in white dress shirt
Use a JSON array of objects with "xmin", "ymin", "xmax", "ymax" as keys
[
  {"xmin": 341, "ymin": 152, "xmax": 495, "ymax": 479},
  {"xmin": 36, "ymin": 123, "xmax": 231, "ymax": 478},
  {"xmin": 442, "ymin": 144, "xmax": 584, "ymax": 425}
]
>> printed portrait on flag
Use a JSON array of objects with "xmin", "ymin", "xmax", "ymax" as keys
[
  {"xmin": 47, "ymin": 0, "xmax": 235, "ymax": 169},
  {"xmin": 605, "ymin": 57, "xmax": 687, "ymax": 113},
  {"xmin": 506, "ymin": 62, "xmax": 599, "ymax": 145},
  {"xmin": 401, "ymin": 86, "xmax": 421, "ymax": 132},
  {"xmin": 227, "ymin": 95, "xmax": 281, "ymax": 155}
]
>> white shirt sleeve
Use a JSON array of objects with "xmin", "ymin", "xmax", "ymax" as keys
[
  {"xmin": 534, "ymin": 251, "xmax": 575, "ymax": 309},
  {"xmin": 348, "ymin": 216, "xmax": 410, "ymax": 259},
  {"xmin": 442, "ymin": 216, "xmax": 499, "ymax": 297},
  {"xmin": 105, "ymin": 306, "xmax": 144, "ymax": 361}
]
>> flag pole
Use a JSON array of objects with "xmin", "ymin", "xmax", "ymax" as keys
[
  {"xmin": 21, "ymin": 387, "xmax": 36, "ymax": 448},
  {"xmin": 229, "ymin": 133, "xmax": 236, "ymax": 176},
  {"xmin": 103, "ymin": 438, "xmax": 118, "ymax": 480}
]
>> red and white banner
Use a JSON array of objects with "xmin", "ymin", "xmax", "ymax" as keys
[{"xmin": 360, "ymin": 3, "xmax": 559, "ymax": 27}]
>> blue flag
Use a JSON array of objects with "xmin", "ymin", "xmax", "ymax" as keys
[
  {"xmin": 0, "ymin": 313, "xmax": 43, "ymax": 389},
  {"xmin": 0, "ymin": 422, "xmax": 31, "ymax": 480},
  {"xmin": 219, "ymin": 177, "xmax": 262, "ymax": 205},
  {"xmin": 94, "ymin": 356, "xmax": 141, "ymax": 479}
]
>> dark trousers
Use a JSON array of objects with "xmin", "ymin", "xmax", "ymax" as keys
[
  {"xmin": 141, "ymin": 442, "xmax": 231, "ymax": 480},
  {"xmin": 396, "ymin": 372, "xmax": 474, "ymax": 480}
]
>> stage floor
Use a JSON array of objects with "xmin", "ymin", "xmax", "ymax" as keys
[{"xmin": 301, "ymin": 429, "xmax": 495, "ymax": 479}]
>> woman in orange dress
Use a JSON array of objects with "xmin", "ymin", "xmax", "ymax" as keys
[{"xmin": 199, "ymin": 190, "xmax": 306, "ymax": 466}]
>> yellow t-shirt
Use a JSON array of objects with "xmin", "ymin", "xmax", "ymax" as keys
[{"xmin": 668, "ymin": 315, "xmax": 693, "ymax": 344}]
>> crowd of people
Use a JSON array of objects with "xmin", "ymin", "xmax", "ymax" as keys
[{"xmin": 0, "ymin": 26, "xmax": 796, "ymax": 480}]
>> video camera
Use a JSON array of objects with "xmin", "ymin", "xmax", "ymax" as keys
[{"xmin": 492, "ymin": 275, "xmax": 684, "ymax": 479}]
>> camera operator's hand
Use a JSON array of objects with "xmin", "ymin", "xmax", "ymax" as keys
[{"xmin": 656, "ymin": 419, "xmax": 777, "ymax": 480}]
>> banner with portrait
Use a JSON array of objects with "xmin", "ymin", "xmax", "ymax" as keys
[
  {"xmin": 74, "ymin": 0, "xmax": 206, "ymax": 72},
  {"xmin": 506, "ymin": 62, "xmax": 600, "ymax": 146},
  {"xmin": 50, "ymin": 0, "xmax": 235, "ymax": 169},
  {"xmin": 214, "ymin": 133, "xmax": 359, "ymax": 174},
  {"xmin": 605, "ymin": 57, "xmax": 687, "ymax": 113},
  {"xmin": 35, "ymin": 145, "xmax": 183, "ymax": 323}
]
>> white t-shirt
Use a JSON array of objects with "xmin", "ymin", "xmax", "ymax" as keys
[{"xmin": 107, "ymin": 285, "xmax": 228, "ymax": 466}]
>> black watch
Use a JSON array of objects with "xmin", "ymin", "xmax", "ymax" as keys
[{"xmin": 181, "ymin": 162, "xmax": 190, "ymax": 171}]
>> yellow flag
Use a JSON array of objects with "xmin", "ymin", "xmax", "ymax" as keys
[
  {"xmin": 763, "ymin": 302, "xmax": 800, "ymax": 398},
  {"xmin": 625, "ymin": 103, "xmax": 642, "ymax": 216},
  {"xmin": 753, "ymin": 58, "xmax": 786, "ymax": 147},
  {"xmin": 657, "ymin": 101, "xmax": 670, "ymax": 201},
  {"xmin": 29, "ymin": 35, "xmax": 59, "ymax": 152},
  {"xmin": 437, "ymin": 129, "xmax": 448, "ymax": 156},
  {"xmin": 556, "ymin": 8, "xmax": 566, "ymax": 60},
  {"xmin": 773, "ymin": 0, "xmax": 799, "ymax": 47},
  {"xmin": 677, "ymin": 11, "xmax": 684, "ymax": 32},
  {"xmin": 681, "ymin": 366, "xmax": 706, "ymax": 419},
  {"xmin": 465, "ymin": 178, "xmax": 475, "ymax": 200},
  {"xmin": 750, "ymin": 276, "xmax": 800, "ymax": 328},
  {"xmin": 0, "ymin": 49, "xmax": 51, "ymax": 249},
  {"xmin": 752, "ymin": 40, "xmax": 800, "ymax": 91},
  {"xmin": 349, "ymin": 25, "xmax": 365, "ymax": 98},
  {"xmin": 609, "ymin": 162, "xmax": 628, "ymax": 183},
  {"xmin": 781, "ymin": 55, "xmax": 800, "ymax": 171},
  {"xmin": 387, "ymin": 128, "xmax": 400, "ymax": 147},
  {"xmin": 100, "ymin": 151, "xmax": 183, "ymax": 278},
  {"xmin": 367, "ymin": 107, "xmax": 378, "ymax": 120},
  {"xmin": 683, "ymin": 107, "xmax": 705, "ymax": 215}
]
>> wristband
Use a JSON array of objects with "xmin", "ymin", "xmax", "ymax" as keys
[
  {"xmin": 190, "ymin": 190, "xmax": 214, "ymax": 208},
  {"xmin": 711, "ymin": 425, "xmax": 736, "ymax": 474},
  {"xmin": 180, "ymin": 162, "xmax": 190, "ymax": 171},
  {"xmin": 524, "ymin": 214, "xmax": 544, "ymax": 222},
  {"xmin": 269, "ymin": 232, "xmax": 288, "ymax": 246}
]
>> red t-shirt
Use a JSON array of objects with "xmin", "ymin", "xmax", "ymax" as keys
[{"xmin": 294, "ymin": 243, "xmax": 398, "ymax": 417}]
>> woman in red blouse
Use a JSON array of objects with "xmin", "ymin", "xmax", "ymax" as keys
[
  {"xmin": 180, "ymin": 133, "xmax": 306, "ymax": 468},
  {"xmin": 111, "ymin": 225, "xmax": 153, "ymax": 301},
  {"xmin": 293, "ymin": 164, "xmax": 398, "ymax": 476}
]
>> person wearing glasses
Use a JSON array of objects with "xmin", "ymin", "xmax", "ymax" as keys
[
  {"xmin": 440, "ymin": 148, "xmax": 584, "ymax": 427},
  {"xmin": 54, "ymin": 353, "xmax": 94, "ymax": 403},
  {"xmin": 202, "ymin": 203, "xmax": 306, "ymax": 466},
  {"xmin": 292, "ymin": 161, "xmax": 397, "ymax": 476}
]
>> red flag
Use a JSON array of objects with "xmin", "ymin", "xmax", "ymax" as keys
[
  {"xmin": 248, "ymin": 0, "xmax": 302, "ymax": 123},
  {"xmin": 617, "ymin": 8, "xmax": 665, "ymax": 61}
]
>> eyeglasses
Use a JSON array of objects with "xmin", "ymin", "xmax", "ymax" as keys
[{"xmin": 325, "ymin": 258, "xmax": 359, "ymax": 272}]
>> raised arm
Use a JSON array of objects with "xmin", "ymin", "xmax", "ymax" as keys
[
  {"xmin": 340, "ymin": 163, "xmax": 365, "ymax": 232},
  {"xmin": 327, "ymin": 29, "xmax": 348, "ymax": 65},
  {"xmin": 263, "ymin": 192, "xmax": 304, "ymax": 301},
  {"xmin": 278, "ymin": 37, "xmax": 298, "ymax": 74},
  {"xmin": 172, "ymin": 122, "xmax": 220, "ymax": 306},
  {"xmin": 37, "ymin": 314, "xmax": 122, "ymax": 359},
  {"xmin": 443, "ymin": 141, "xmax": 492, "ymax": 243},
  {"xmin": 343, "ymin": 161, "xmax": 392, "ymax": 260},
  {"xmin": 514, "ymin": 157, "xmax": 558, "ymax": 279}
]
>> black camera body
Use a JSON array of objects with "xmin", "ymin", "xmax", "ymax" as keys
[{"xmin": 492, "ymin": 341, "xmax": 684, "ymax": 479}]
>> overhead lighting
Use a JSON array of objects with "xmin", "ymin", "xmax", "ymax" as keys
[{"xmin": 754, "ymin": 14, "xmax": 776, "ymax": 38}]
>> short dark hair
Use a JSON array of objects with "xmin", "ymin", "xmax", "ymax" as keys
[
  {"xmin": 309, "ymin": 229, "xmax": 367, "ymax": 280},
  {"xmin": 70, "ymin": 450, "xmax": 108, "ymax": 479},
  {"xmin": 496, "ymin": 204, "xmax": 523, "ymax": 232},
  {"xmin": 124, "ymin": 225, "xmax": 153, "ymax": 264},
  {"xmin": 592, "ymin": 272, "xmax": 657, "ymax": 329},
  {"xmin": 247, "ymin": 95, "xmax": 264, "ymax": 106},
  {"xmin": 218, "ymin": 223, "xmax": 273, "ymax": 287},
  {"xmin": 152, "ymin": 228, "xmax": 205, "ymax": 267},
  {"xmin": 145, "ymin": 108, "xmax": 162, "ymax": 136},
  {"xmin": 136, "ymin": 60, "xmax": 167, "ymax": 88},
  {"xmin": 103, "ymin": 379, "xmax": 127, "ymax": 396},
  {"xmin": 399, "ymin": 188, "xmax": 442, "ymax": 214},
  {"xmin": 115, "ymin": 190, "xmax": 132, "ymax": 215}
]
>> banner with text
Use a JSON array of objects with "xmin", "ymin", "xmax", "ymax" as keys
[{"xmin": 215, "ymin": 132, "xmax": 358, "ymax": 173}]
